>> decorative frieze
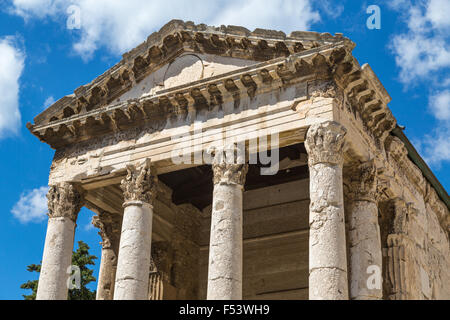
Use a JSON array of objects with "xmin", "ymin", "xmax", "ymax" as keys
[
  {"xmin": 120, "ymin": 159, "xmax": 158, "ymax": 204},
  {"xmin": 46, "ymin": 182, "xmax": 83, "ymax": 222}
]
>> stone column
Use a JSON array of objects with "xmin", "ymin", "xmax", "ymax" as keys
[
  {"xmin": 114, "ymin": 159, "xmax": 157, "ymax": 300},
  {"xmin": 207, "ymin": 145, "xmax": 248, "ymax": 300},
  {"xmin": 345, "ymin": 160, "xmax": 383, "ymax": 300},
  {"xmin": 92, "ymin": 211, "xmax": 122, "ymax": 300},
  {"xmin": 36, "ymin": 183, "xmax": 83, "ymax": 300},
  {"xmin": 305, "ymin": 121, "xmax": 349, "ymax": 300}
]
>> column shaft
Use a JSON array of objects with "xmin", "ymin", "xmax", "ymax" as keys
[
  {"xmin": 97, "ymin": 247, "xmax": 117, "ymax": 300},
  {"xmin": 93, "ymin": 211, "xmax": 121, "ymax": 300},
  {"xmin": 36, "ymin": 183, "xmax": 82, "ymax": 300},
  {"xmin": 114, "ymin": 202, "xmax": 153, "ymax": 299},
  {"xmin": 207, "ymin": 183, "xmax": 244, "ymax": 300},
  {"xmin": 37, "ymin": 217, "xmax": 76, "ymax": 300},
  {"xmin": 114, "ymin": 159, "xmax": 157, "ymax": 300},
  {"xmin": 345, "ymin": 161, "xmax": 382, "ymax": 299},
  {"xmin": 348, "ymin": 201, "xmax": 382, "ymax": 299},
  {"xmin": 206, "ymin": 145, "xmax": 248, "ymax": 300},
  {"xmin": 305, "ymin": 121, "xmax": 349, "ymax": 300}
]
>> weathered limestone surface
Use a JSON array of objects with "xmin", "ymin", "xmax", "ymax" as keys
[
  {"xmin": 305, "ymin": 121, "xmax": 348, "ymax": 300},
  {"xmin": 344, "ymin": 160, "xmax": 382, "ymax": 300},
  {"xmin": 36, "ymin": 183, "xmax": 83, "ymax": 300},
  {"xmin": 114, "ymin": 160, "xmax": 157, "ymax": 300},
  {"xmin": 207, "ymin": 146, "xmax": 248, "ymax": 300},
  {"xmin": 379, "ymin": 197, "xmax": 450, "ymax": 300}
]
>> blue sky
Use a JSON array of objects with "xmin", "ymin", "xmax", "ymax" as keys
[{"xmin": 0, "ymin": 0, "xmax": 448, "ymax": 300}]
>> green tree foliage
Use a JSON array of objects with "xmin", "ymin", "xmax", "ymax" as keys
[
  {"xmin": 69, "ymin": 241, "xmax": 97, "ymax": 300},
  {"xmin": 20, "ymin": 240, "xmax": 97, "ymax": 300},
  {"xmin": 20, "ymin": 264, "xmax": 40, "ymax": 300}
]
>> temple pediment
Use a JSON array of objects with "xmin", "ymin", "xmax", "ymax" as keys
[
  {"xmin": 27, "ymin": 19, "xmax": 397, "ymax": 157},
  {"xmin": 28, "ymin": 20, "xmax": 350, "ymax": 129}
]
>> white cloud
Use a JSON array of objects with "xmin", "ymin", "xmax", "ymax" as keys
[
  {"xmin": 11, "ymin": 186, "xmax": 49, "ymax": 223},
  {"xmin": 426, "ymin": 0, "xmax": 450, "ymax": 30},
  {"xmin": 418, "ymin": 126, "xmax": 450, "ymax": 168},
  {"xmin": 0, "ymin": 36, "xmax": 25, "ymax": 138},
  {"xmin": 42, "ymin": 95, "xmax": 55, "ymax": 109},
  {"xmin": 389, "ymin": 1, "xmax": 450, "ymax": 167},
  {"xmin": 390, "ymin": 1, "xmax": 450, "ymax": 84},
  {"xmin": 8, "ymin": 0, "xmax": 321, "ymax": 60},
  {"xmin": 83, "ymin": 222, "xmax": 94, "ymax": 231},
  {"xmin": 8, "ymin": 0, "xmax": 63, "ymax": 19},
  {"xmin": 387, "ymin": 0, "xmax": 410, "ymax": 10},
  {"xmin": 391, "ymin": 33, "xmax": 450, "ymax": 83},
  {"xmin": 429, "ymin": 90, "xmax": 450, "ymax": 121}
]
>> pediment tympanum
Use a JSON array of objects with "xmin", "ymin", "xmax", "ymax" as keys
[{"xmin": 117, "ymin": 53, "xmax": 259, "ymax": 103}]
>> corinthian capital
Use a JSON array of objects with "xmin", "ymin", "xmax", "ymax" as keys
[
  {"xmin": 92, "ymin": 211, "xmax": 122, "ymax": 249},
  {"xmin": 305, "ymin": 121, "xmax": 347, "ymax": 166},
  {"xmin": 344, "ymin": 160, "xmax": 377, "ymax": 202},
  {"xmin": 47, "ymin": 182, "xmax": 83, "ymax": 222},
  {"xmin": 210, "ymin": 144, "xmax": 248, "ymax": 186},
  {"xmin": 120, "ymin": 159, "xmax": 157, "ymax": 204}
]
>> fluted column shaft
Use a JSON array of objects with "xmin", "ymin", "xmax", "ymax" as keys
[
  {"xmin": 305, "ymin": 121, "xmax": 349, "ymax": 300},
  {"xmin": 114, "ymin": 159, "xmax": 157, "ymax": 300},
  {"xmin": 345, "ymin": 160, "xmax": 382, "ymax": 299},
  {"xmin": 36, "ymin": 183, "xmax": 83, "ymax": 300},
  {"xmin": 207, "ymin": 146, "xmax": 248, "ymax": 300}
]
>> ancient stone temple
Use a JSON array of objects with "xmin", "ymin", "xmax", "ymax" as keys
[{"xmin": 28, "ymin": 20, "xmax": 449, "ymax": 300}]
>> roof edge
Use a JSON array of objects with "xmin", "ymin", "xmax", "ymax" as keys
[{"xmin": 392, "ymin": 126, "xmax": 450, "ymax": 210}]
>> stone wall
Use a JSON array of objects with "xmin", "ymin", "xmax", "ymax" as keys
[{"xmin": 379, "ymin": 197, "xmax": 450, "ymax": 300}]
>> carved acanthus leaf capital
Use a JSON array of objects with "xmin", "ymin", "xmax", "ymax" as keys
[
  {"xmin": 47, "ymin": 182, "xmax": 83, "ymax": 222},
  {"xmin": 305, "ymin": 121, "xmax": 347, "ymax": 166},
  {"xmin": 210, "ymin": 144, "xmax": 248, "ymax": 186},
  {"xmin": 344, "ymin": 160, "xmax": 377, "ymax": 202},
  {"xmin": 92, "ymin": 211, "xmax": 122, "ymax": 249},
  {"xmin": 121, "ymin": 159, "xmax": 157, "ymax": 204}
]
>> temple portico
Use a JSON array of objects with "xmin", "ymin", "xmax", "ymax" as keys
[{"xmin": 29, "ymin": 20, "xmax": 449, "ymax": 300}]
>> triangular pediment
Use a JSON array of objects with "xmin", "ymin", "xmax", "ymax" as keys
[
  {"xmin": 31, "ymin": 19, "xmax": 349, "ymax": 127},
  {"xmin": 117, "ymin": 53, "xmax": 259, "ymax": 103}
]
